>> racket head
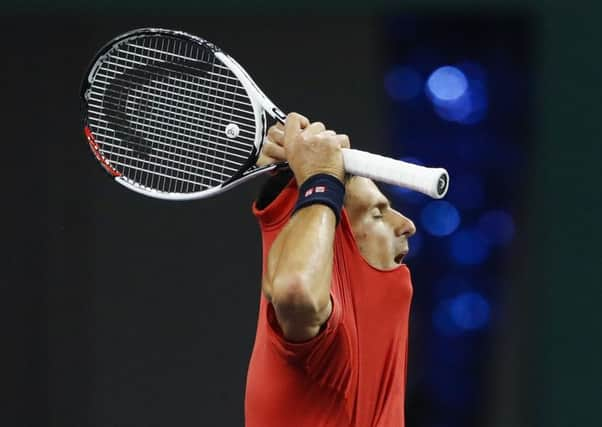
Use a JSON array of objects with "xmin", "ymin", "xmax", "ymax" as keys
[{"xmin": 81, "ymin": 28, "xmax": 270, "ymax": 200}]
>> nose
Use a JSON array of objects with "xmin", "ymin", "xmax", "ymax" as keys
[{"xmin": 393, "ymin": 212, "xmax": 416, "ymax": 237}]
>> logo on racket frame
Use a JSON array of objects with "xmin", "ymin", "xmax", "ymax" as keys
[{"xmin": 101, "ymin": 56, "xmax": 213, "ymax": 158}]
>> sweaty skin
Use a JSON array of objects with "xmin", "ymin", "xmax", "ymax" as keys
[
  {"xmin": 344, "ymin": 177, "xmax": 415, "ymax": 270},
  {"xmin": 259, "ymin": 114, "xmax": 414, "ymax": 342}
]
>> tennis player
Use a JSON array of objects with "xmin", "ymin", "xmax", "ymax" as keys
[{"xmin": 245, "ymin": 113, "xmax": 416, "ymax": 426}]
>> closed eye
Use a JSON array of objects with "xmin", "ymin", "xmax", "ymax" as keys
[
  {"xmin": 373, "ymin": 199, "xmax": 391, "ymax": 219},
  {"xmin": 371, "ymin": 207, "xmax": 383, "ymax": 218}
]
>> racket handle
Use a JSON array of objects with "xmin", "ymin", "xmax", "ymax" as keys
[{"xmin": 341, "ymin": 148, "xmax": 449, "ymax": 199}]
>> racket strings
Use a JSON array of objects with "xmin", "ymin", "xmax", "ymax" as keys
[
  {"xmin": 88, "ymin": 95, "xmax": 254, "ymax": 156},
  {"xmin": 89, "ymin": 110, "xmax": 251, "ymax": 159},
  {"xmin": 129, "ymin": 38, "xmax": 248, "ymax": 191},
  {"xmin": 95, "ymin": 60, "xmax": 256, "ymax": 117},
  {"xmin": 86, "ymin": 35, "xmax": 257, "ymax": 193},
  {"xmin": 88, "ymin": 89, "xmax": 256, "ymax": 155}
]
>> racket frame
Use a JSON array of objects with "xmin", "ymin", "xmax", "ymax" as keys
[
  {"xmin": 81, "ymin": 28, "xmax": 449, "ymax": 200},
  {"xmin": 81, "ymin": 28, "xmax": 284, "ymax": 201}
]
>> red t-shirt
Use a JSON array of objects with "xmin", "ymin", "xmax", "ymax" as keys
[{"xmin": 245, "ymin": 179, "xmax": 413, "ymax": 427}]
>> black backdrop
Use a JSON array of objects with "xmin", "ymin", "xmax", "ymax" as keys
[
  {"xmin": 2, "ymin": 16, "xmax": 388, "ymax": 426},
  {"xmin": 3, "ymin": 4, "xmax": 602, "ymax": 427}
]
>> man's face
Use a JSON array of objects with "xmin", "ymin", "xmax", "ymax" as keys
[{"xmin": 344, "ymin": 177, "xmax": 416, "ymax": 270}]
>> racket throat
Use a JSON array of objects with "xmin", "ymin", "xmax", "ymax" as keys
[{"xmin": 271, "ymin": 107, "xmax": 286, "ymax": 124}]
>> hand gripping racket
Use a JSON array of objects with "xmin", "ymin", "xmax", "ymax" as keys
[{"xmin": 81, "ymin": 28, "xmax": 449, "ymax": 201}]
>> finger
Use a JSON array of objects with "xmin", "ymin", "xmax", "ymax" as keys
[
  {"xmin": 301, "ymin": 121, "xmax": 326, "ymax": 138},
  {"xmin": 267, "ymin": 125, "xmax": 285, "ymax": 146},
  {"xmin": 334, "ymin": 134, "xmax": 351, "ymax": 149},
  {"xmin": 284, "ymin": 112, "xmax": 310, "ymax": 146},
  {"xmin": 256, "ymin": 154, "xmax": 277, "ymax": 167},
  {"xmin": 262, "ymin": 140, "xmax": 286, "ymax": 161},
  {"xmin": 284, "ymin": 113, "xmax": 310, "ymax": 133},
  {"xmin": 319, "ymin": 130, "xmax": 336, "ymax": 137}
]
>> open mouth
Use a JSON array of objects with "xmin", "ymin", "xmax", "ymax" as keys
[{"xmin": 394, "ymin": 253, "xmax": 406, "ymax": 264}]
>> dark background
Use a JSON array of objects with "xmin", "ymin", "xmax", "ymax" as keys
[
  {"xmin": 2, "ymin": 2, "xmax": 601, "ymax": 427},
  {"xmin": 3, "ymin": 16, "xmax": 389, "ymax": 427}
]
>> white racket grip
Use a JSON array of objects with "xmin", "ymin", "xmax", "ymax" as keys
[{"xmin": 341, "ymin": 148, "xmax": 449, "ymax": 199}]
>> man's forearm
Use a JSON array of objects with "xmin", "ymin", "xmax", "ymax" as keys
[{"xmin": 264, "ymin": 204, "xmax": 336, "ymax": 316}]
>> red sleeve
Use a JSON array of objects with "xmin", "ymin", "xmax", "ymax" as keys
[
  {"xmin": 264, "ymin": 283, "xmax": 352, "ymax": 396},
  {"xmin": 252, "ymin": 178, "xmax": 297, "ymax": 231},
  {"xmin": 265, "ymin": 292, "xmax": 343, "ymax": 361},
  {"xmin": 253, "ymin": 175, "xmax": 353, "ymax": 396}
]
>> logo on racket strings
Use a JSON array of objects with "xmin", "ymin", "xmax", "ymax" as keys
[{"xmin": 225, "ymin": 123, "xmax": 240, "ymax": 138}]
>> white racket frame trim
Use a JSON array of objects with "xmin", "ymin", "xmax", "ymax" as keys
[
  {"xmin": 88, "ymin": 28, "xmax": 449, "ymax": 200},
  {"xmin": 219, "ymin": 51, "xmax": 449, "ymax": 199}
]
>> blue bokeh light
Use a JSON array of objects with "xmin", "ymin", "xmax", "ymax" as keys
[
  {"xmin": 385, "ymin": 66, "xmax": 423, "ymax": 101},
  {"xmin": 450, "ymin": 228, "xmax": 490, "ymax": 265},
  {"xmin": 434, "ymin": 95, "xmax": 473, "ymax": 123},
  {"xmin": 426, "ymin": 64, "xmax": 488, "ymax": 124},
  {"xmin": 450, "ymin": 292, "xmax": 491, "ymax": 331},
  {"xmin": 426, "ymin": 66, "xmax": 468, "ymax": 102},
  {"xmin": 433, "ymin": 292, "xmax": 491, "ymax": 336},
  {"xmin": 433, "ymin": 276, "xmax": 474, "ymax": 300},
  {"xmin": 461, "ymin": 79, "xmax": 488, "ymax": 124},
  {"xmin": 433, "ymin": 300, "xmax": 459, "ymax": 337},
  {"xmin": 478, "ymin": 210, "xmax": 515, "ymax": 246},
  {"xmin": 383, "ymin": 19, "xmax": 528, "ymax": 426},
  {"xmin": 420, "ymin": 201, "xmax": 461, "ymax": 237}
]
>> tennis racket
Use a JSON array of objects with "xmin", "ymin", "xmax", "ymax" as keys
[{"xmin": 80, "ymin": 28, "xmax": 449, "ymax": 200}]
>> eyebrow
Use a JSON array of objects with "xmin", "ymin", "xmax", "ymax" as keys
[{"xmin": 376, "ymin": 198, "xmax": 392, "ymax": 209}]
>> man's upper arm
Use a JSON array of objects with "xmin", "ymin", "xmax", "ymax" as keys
[
  {"xmin": 271, "ymin": 295, "xmax": 333, "ymax": 342},
  {"xmin": 263, "ymin": 288, "xmax": 351, "ymax": 396},
  {"xmin": 256, "ymin": 169, "xmax": 337, "ymax": 342}
]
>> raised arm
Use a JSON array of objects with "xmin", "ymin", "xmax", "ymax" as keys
[{"xmin": 261, "ymin": 113, "xmax": 349, "ymax": 342}]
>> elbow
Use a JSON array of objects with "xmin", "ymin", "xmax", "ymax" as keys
[{"xmin": 270, "ymin": 274, "xmax": 322, "ymax": 316}]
